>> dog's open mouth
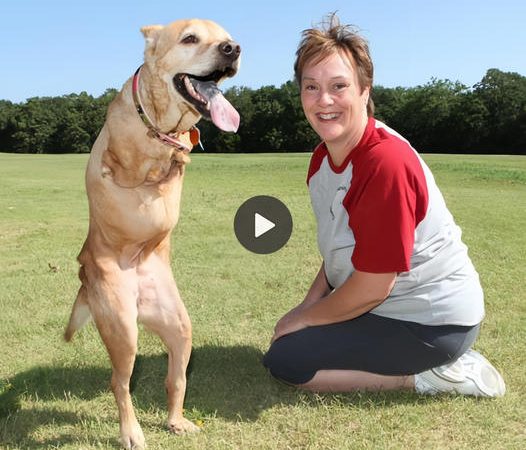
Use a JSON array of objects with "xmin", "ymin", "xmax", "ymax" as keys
[{"xmin": 174, "ymin": 71, "xmax": 240, "ymax": 132}]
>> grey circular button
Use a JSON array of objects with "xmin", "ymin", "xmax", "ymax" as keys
[{"xmin": 234, "ymin": 195, "xmax": 293, "ymax": 254}]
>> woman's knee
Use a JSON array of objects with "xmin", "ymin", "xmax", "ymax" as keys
[{"xmin": 263, "ymin": 337, "xmax": 316, "ymax": 385}]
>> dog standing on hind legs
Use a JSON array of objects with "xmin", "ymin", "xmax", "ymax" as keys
[{"xmin": 64, "ymin": 19, "xmax": 240, "ymax": 449}]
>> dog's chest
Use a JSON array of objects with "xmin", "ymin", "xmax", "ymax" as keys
[{"xmin": 134, "ymin": 186, "xmax": 183, "ymax": 234}]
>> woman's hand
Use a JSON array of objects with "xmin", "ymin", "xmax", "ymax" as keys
[
  {"xmin": 271, "ymin": 306, "xmax": 309, "ymax": 344},
  {"xmin": 270, "ymin": 263, "xmax": 329, "ymax": 344}
]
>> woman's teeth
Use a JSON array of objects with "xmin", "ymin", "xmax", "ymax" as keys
[{"xmin": 319, "ymin": 113, "xmax": 339, "ymax": 120}]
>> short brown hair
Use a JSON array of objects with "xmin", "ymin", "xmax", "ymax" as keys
[{"xmin": 294, "ymin": 13, "xmax": 375, "ymax": 116}]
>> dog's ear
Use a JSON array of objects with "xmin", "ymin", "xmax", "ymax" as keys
[{"xmin": 141, "ymin": 25, "xmax": 164, "ymax": 56}]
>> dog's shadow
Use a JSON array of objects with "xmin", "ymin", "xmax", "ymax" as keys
[
  {"xmin": 0, "ymin": 344, "xmax": 293, "ymax": 447},
  {"xmin": 0, "ymin": 364, "xmax": 115, "ymax": 447},
  {"xmin": 132, "ymin": 344, "xmax": 287, "ymax": 421}
]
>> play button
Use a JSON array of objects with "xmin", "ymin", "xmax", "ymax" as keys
[
  {"xmin": 255, "ymin": 213, "xmax": 275, "ymax": 238},
  {"xmin": 234, "ymin": 195, "xmax": 293, "ymax": 254}
]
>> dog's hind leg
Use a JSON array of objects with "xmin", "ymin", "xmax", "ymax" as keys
[
  {"xmin": 137, "ymin": 253, "xmax": 200, "ymax": 435},
  {"xmin": 64, "ymin": 285, "xmax": 92, "ymax": 342},
  {"xmin": 159, "ymin": 295, "xmax": 200, "ymax": 435},
  {"xmin": 91, "ymin": 270, "xmax": 145, "ymax": 450}
]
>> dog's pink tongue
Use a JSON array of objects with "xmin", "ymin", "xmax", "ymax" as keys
[{"xmin": 209, "ymin": 94, "xmax": 240, "ymax": 133}]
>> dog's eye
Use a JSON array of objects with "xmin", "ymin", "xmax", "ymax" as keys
[{"xmin": 181, "ymin": 34, "xmax": 199, "ymax": 44}]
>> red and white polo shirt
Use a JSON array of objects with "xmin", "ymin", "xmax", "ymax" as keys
[{"xmin": 307, "ymin": 117, "xmax": 484, "ymax": 326}]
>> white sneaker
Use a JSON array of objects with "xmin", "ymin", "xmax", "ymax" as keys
[{"xmin": 414, "ymin": 349, "xmax": 506, "ymax": 397}]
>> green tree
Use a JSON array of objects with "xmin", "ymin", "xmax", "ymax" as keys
[
  {"xmin": 388, "ymin": 79, "xmax": 469, "ymax": 152},
  {"xmin": 0, "ymin": 100, "xmax": 18, "ymax": 151},
  {"xmin": 372, "ymin": 85, "xmax": 406, "ymax": 125},
  {"xmin": 276, "ymin": 81, "xmax": 317, "ymax": 152},
  {"xmin": 11, "ymin": 97, "xmax": 62, "ymax": 153},
  {"xmin": 473, "ymin": 69, "xmax": 526, "ymax": 152}
]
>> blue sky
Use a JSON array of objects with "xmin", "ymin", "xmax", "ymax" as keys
[{"xmin": 1, "ymin": 0, "xmax": 525, "ymax": 103}]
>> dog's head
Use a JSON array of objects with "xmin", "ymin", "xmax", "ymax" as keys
[{"xmin": 141, "ymin": 19, "xmax": 241, "ymax": 133}]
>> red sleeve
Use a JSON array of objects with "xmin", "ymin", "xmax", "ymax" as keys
[
  {"xmin": 344, "ymin": 142, "xmax": 428, "ymax": 273},
  {"xmin": 306, "ymin": 142, "xmax": 328, "ymax": 186}
]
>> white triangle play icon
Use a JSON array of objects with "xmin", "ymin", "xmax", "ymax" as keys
[{"xmin": 254, "ymin": 213, "xmax": 275, "ymax": 238}]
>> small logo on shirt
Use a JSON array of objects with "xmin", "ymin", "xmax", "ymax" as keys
[{"xmin": 330, "ymin": 186, "xmax": 348, "ymax": 220}]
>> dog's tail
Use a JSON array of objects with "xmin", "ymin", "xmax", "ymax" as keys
[{"xmin": 64, "ymin": 285, "xmax": 92, "ymax": 342}]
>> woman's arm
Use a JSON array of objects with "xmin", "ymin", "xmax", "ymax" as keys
[
  {"xmin": 299, "ymin": 262, "xmax": 332, "ymax": 308},
  {"xmin": 271, "ymin": 270, "xmax": 396, "ymax": 342},
  {"xmin": 302, "ymin": 270, "xmax": 396, "ymax": 325}
]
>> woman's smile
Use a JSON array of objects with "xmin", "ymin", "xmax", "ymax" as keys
[{"xmin": 317, "ymin": 112, "xmax": 341, "ymax": 120}]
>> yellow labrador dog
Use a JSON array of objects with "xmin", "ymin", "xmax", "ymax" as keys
[{"xmin": 64, "ymin": 19, "xmax": 240, "ymax": 449}]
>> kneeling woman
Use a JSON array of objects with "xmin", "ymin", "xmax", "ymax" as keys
[{"xmin": 263, "ymin": 14, "xmax": 505, "ymax": 397}]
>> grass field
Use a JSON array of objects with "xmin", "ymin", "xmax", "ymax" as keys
[{"xmin": 0, "ymin": 152, "xmax": 525, "ymax": 449}]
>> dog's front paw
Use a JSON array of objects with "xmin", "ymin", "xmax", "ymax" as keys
[{"xmin": 168, "ymin": 417, "xmax": 201, "ymax": 435}]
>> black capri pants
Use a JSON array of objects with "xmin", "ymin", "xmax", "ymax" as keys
[{"xmin": 263, "ymin": 313, "xmax": 480, "ymax": 385}]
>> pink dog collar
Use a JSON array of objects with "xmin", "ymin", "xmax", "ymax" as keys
[{"xmin": 132, "ymin": 65, "xmax": 200, "ymax": 152}]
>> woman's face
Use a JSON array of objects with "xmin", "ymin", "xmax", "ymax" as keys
[{"xmin": 300, "ymin": 51, "xmax": 369, "ymax": 151}]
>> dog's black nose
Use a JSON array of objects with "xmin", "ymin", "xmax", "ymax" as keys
[{"xmin": 219, "ymin": 40, "xmax": 241, "ymax": 60}]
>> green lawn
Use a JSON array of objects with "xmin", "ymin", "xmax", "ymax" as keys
[{"xmin": 0, "ymin": 152, "xmax": 525, "ymax": 449}]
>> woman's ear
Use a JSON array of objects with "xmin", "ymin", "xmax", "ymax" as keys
[{"xmin": 362, "ymin": 86, "xmax": 370, "ymax": 106}]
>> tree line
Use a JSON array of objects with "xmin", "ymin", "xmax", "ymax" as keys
[{"xmin": 1, "ymin": 68, "xmax": 524, "ymax": 155}]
